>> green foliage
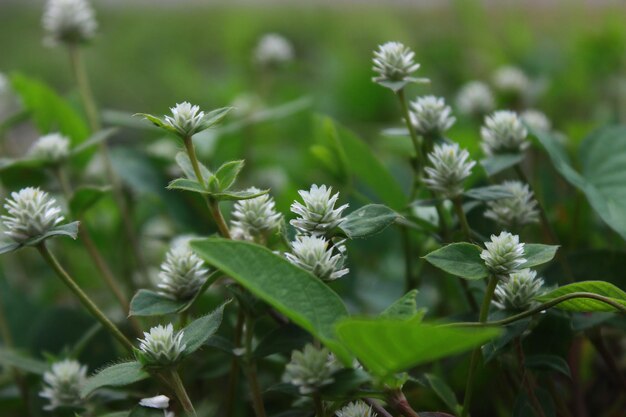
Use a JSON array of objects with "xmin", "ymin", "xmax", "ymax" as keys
[
  {"xmin": 69, "ymin": 186, "xmax": 111, "ymax": 218},
  {"xmin": 380, "ymin": 290, "xmax": 424, "ymax": 320},
  {"xmin": 339, "ymin": 204, "xmax": 400, "ymax": 239},
  {"xmin": 423, "ymin": 243, "xmax": 488, "ymax": 280},
  {"xmin": 81, "ymin": 362, "xmax": 149, "ymax": 397},
  {"xmin": 0, "ymin": 348, "xmax": 49, "ymax": 375},
  {"xmin": 536, "ymin": 281, "xmax": 626, "ymax": 312}
]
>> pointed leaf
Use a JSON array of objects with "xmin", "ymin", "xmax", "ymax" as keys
[
  {"xmin": 181, "ymin": 301, "xmax": 228, "ymax": 356},
  {"xmin": 0, "ymin": 242, "xmax": 20, "ymax": 255},
  {"xmin": 214, "ymin": 160, "xmax": 244, "ymax": 191},
  {"xmin": 380, "ymin": 290, "xmax": 423, "ymax": 320},
  {"xmin": 72, "ymin": 128, "xmax": 117, "ymax": 154},
  {"xmin": 200, "ymin": 107, "xmax": 233, "ymax": 129},
  {"xmin": 480, "ymin": 153, "xmax": 524, "ymax": 177},
  {"xmin": 22, "ymin": 221, "xmax": 80, "ymax": 246},
  {"xmin": 465, "ymin": 185, "xmax": 515, "ymax": 201},
  {"xmin": 81, "ymin": 361, "xmax": 149, "ymax": 397},
  {"xmin": 423, "ymin": 243, "xmax": 488, "ymax": 280},
  {"xmin": 212, "ymin": 189, "xmax": 269, "ymax": 201},
  {"xmin": 525, "ymin": 354, "xmax": 571, "ymax": 378},
  {"xmin": 535, "ymin": 281, "xmax": 626, "ymax": 312},
  {"xmin": 167, "ymin": 178, "xmax": 209, "ymax": 194},
  {"xmin": 129, "ymin": 290, "xmax": 186, "ymax": 317},
  {"xmin": 174, "ymin": 152, "xmax": 212, "ymax": 182},
  {"xmin": 339, "ymin": 204, "xmax": 400, "ymax": 239},
  {"xmin": 0, "ymin": 348, "xmax": 49, "ymax": 374},
  {"xmin": 522, "ymin": 244, "xmax": 559, "ymax": 268},
  {"xmin": 423, "ymin": 373, "xmax": 461, "ymax": 415}
]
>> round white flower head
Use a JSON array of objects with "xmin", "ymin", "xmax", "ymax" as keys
[
  {"xmin": 492, "ymin": 66, "xmax": 531, "ymax": 96},
  {"xmin": 254, "ymin": 33, "xmax": 294, "ymax": 66},
  {"xmin": 231, "ymin": 188, "xmax": 282, "ymax": 237},
  {"xmin": 139, "ymin": 395, "xmax": 170, "ymax": 410},
  {"xmin": 480, "ymin": 110, "xmax": 529, "ymax": 156},
  {"xmin": 423, "ymin": 143, "xmax": 475, "ymax": 199},
  {"xmin": 42, "ymin": 0, "xmax": 97, "ymax": 46},
  {"xmin": 157, "ymin": 243, "xmax": 209, "ymax": 301},
  {"xmin": 2, "ymin": 187, "xmax": 64, "ymax": 244},
  {"xmin": 164, "ymin": 102, "xmax": 206, "ymax": 138},
  {"xmin": 372, "ymin": 42, "xmax": 421, "ymax": 85},
  {"xmin": 28, "ymin": 133, "xmax": 71, "ymax": 163},
  {"xmin": 480, "ymin": 232, "xmax": 526, "ymax": 276},
  {"xmin": 290, "ymin": 184, "xmax": 348, "ymax": 236},
  {"xmin": 39, "ymin": 359, "xmax": 87, "ymax": 411},
  {"xmin": 336, "ymin": 401, "xmax": 377, "ymax": 417},
  {"xmin": 493, "ymin": 268, "xmax": 544, "ymax": 311},
  {"xmin": 484, "ymin": 181, "xmax": 539, "ymax": 229},
  {"xmin": 456, "ymin": 81, "xmax": 495, "ymax": 117},
  {"xmin": 409, "ymin": 95, "xmax": 456, "ymax": 137},
  {"xmin": 137, "ymin": 324, "xmax": 186, "ymax": 367},
  {"xmin": 283, "ymin": 344, "xmax": 340, "ymax": 394},
  {"xmin": 521, "ymin": 109, "xmax": 551, "ymax": 133},
  {"xmin": 286, "ymin": 235, "xmax": 348, "ymax": 281}
]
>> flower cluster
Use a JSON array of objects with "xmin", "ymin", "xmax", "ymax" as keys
[
  {"xmin": 480, "ymin": 110, "xmax": 529, "ymax": 156},
  {"xmin": 424, "ymin": 143, "xmax": 475, "ymax": 199},
  {"xmin": 28, "ymin": 133, "xmax": 71, "ymax": 163},
  {"xmin": 157, "ymin": 242, "xmax": 209, "ymax": 301},
  {"xmin": 2, "ymin": 187, "xmax": 65, "ymax": 244},
  {"xmin": 283, "ymin": 344, "xmax": 340, "ymax": 394},
  {"xmin": 231, "ymin": 187, "xmax": 282, "ymax": 239},
  {"xmin": 336, "ymin": 402, "xmax": 377, "ymax": 417},
  {"xmin": 285, "ymin": 235, "xmax": 349, "ymax": 281},
  {"xmin": 493, "ymin": 268, "xmax": 545, "ymax": 311},
  {"xmin": 492, "ymin": 66, "xmax": 531, "ymax": 98},
  {"xmin": 484, "ymin": 181, "xmax": 539, "ymax": 229},
  {"xmin": 137, "ymin": 324, "xmax": 186, "ymax": 367},
  {"xmin": 290, "ymin": 184, "xmax": 348, "ymax": 236},
  {"xmin": 39, "ymin": 359, "xmax": 87, "ymax": 411},
  {"xmin": 42, "ymin": 0, "xmax": 97, "ymax": 46},
  {"xmin": 521, "ymin": 109, "xmax": 551, "ymax": 133},
  {"xmin": 372, "ymin": 42, "xmax": 424, "ymax": 88},
  {"xmin": 164, "ymin": 102, "xmax": 207, "ymax": 138},
  {"xmin": 409, "ymin": 95, "xmax": 455, "ymax": 137},
  {"xmin": 456, "ymin": 81, "xmax": 495, "ymax": 117},
  {"xmin": 254, "ymin": 33, "xmax": 294, "ymax": 66},
  {"xmin": 480, "ymin": 232, "xmax": 526, "ymax": 276}
]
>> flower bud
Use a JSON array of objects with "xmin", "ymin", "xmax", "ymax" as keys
[
  {"xmin": 484, "ymin": 181, "xmax": 539, "ymax": 228},
  {"xmin": 286, "ymin": 235, "xmax": 349, "ymax": 281},
  {"xmin": 157, "ymin": 242, "xmax": 209, "ymax": 301},
  {"xmin": 254, "ymin": 33, "xmax": 294, "ymax": 66},
  {"xmin": 2, "ymin": 187, "xmax": 64, "ymax": 243},
  {"xmin": 521, "ymin": 109, "xmax": 551, "ymax": 133},
  {"xmin": 493, "ymin": 268, "xmax": 545, "ymax": 311},
  {"xmin": 139, "ymin": 395, "xmax": 170, "ymax": 409},
  {"xmin": 290, "ymin": 184, "xmax": 348, "ymax": 236},
  {"xmin": 137, "ymin": 323, "xmax": 186, "ymax": 367},
  {"xmin": 456, "ymin": 81, "xmax": 495, "ymax": 117},
  {"xmin": 480, "ymin": 231, "xmax": 526, "ymax": 275},
  {"xmin": 283, "ymin": 344, "xmax": 340, "ymax": 394},
  {"xmin": 336, "ymin": 401, "xmax": 377, "ymax": 417},
  {"xmin": 39, "ymin": 359, "xmax": 87, "ymax": 411},
  {"xmin": 231, "ymin": 188, "xmax": 282, "ymax": 237},
  {"xmin": 409, "ymin": 95, "xmax": 455, "ymax": 137},
  {"xmin": 480, "ymin": 110, "xmax": 528, "ymax": 156},
  {"xmin": 28, "ymin": 133, "xmax": 71, "ymax": 164},
  {"xmin": 372, "ymin": 42, "xmax": 423, "ymax": 88},
  {"xmin": 164, "ymin": 102, "xmax": 206, "ymax": 138},
  {"xmin": 42, "ymin": 0, "xmax": 97, "ymax": 46},
  {"xmin": 424, "ymin": 143, "xmax": 475, "ymax": 199}
]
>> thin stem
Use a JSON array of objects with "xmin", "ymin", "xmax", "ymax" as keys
[
  {"xmin": 452, "ymin": 197, "xmax": 479, "ymax": 311},
  {"xmin": 515, "ymin": 338, "xmax": 548, "ymax": 417},
  {"xmin": 209, "ymin": 197, "xmax": 232, "ymax": 239},
  {"xmin": 168, "ymin": 368, "xmax": 196, "ymax": 417},
  {"xmin": 586, "ymin": 328, "xmax": 626, "ymax": 391},
  {"xmin": 362, "ymin": 398, "xmax": 394, "ymax": 417},
  {"xmin": 243, "ymin": 314, "xmax": 267, "ymax": 417},
  {"xmin": 387, "ymin": 389, "xmax": 421, "ymax": 417},
  {"xmin": 461, "ymin": 274, "xmax": 499, "ymax": 417},
  {"xmin": 401, "ymin": 228, "xmax": 415, "ymax": 291},
  {"xmin": 313, "ymin": 392, "xmax": 324, "ymax": 417},
  {"xmin": 36, "ymin": 243, "xmax": 134, "ymax": 353},
  {"xmin": 396, "ymin": 89, "xmax": 422, "ymax": 167},
  {"xmin": 223, "ymin": 308, "xmax": 244, "ymax": 417}
]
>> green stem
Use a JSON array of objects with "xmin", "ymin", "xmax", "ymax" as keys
[
  {"xmin": 461, "ymin": 274, "xmax": 499, "ymax": 417},
  {"xmin": 223, "ymin": 307, "xmax": 244, "ymax": 417},
  {"xmin": 453, "ymin": 197, "xmax": 473, "ymax": 243},
  {"xmin": 36, "ymin": 243, "xmax": 134, "ymax": 353},
  {"xmin": 168, "ymin": 368, "xmax": 196, "ymax": 417},
  {"xmin": 515, "ymin": 338, "xmax": 548, "ymax": 417},
  {"xmin": 400, "ymin": 228, "xmax": 415, "ymax": 291},
  {"xmin": 313, "ymin": 392, "xmax": 325, "ymax": 417},
  {"xmin": 396, "ymin": 89, "xmax": 422, "ymax": 168},
  {"xmin": 243, "ymin": 314, "xmax": 267, "ymax": 417}
]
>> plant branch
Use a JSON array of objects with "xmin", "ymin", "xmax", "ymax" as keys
[
  {"xmin": 168, "ymin": 368, "xmax": 197, "ymax": 417},
  {"xmin": 313, "ymin": 392, "xmax": 324, "ymax": 417},
  {"xmin": 243, "ymin": 314, "xmax": 267, "ymax": 417}
]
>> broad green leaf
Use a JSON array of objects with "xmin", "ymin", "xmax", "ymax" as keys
[
  {"xmin": 319, "ymin": 368, "xmax": 371, "ymax": 399},
  {"xmin": 214, "ymin": 160, "xmax": 244, "ymax": 191},
  {"xmin": 423, "ymin": 243, "xmax": 488, "ymax": 280},
  {"xmin": 167, "ymin": 178, "xmax": 208, "ymax": 194},
  {"xmin": 175, "ymin": 152, "xmax": 212, "ymax": 182},
  {"xmin": 525, "ymin": 354, "xmax": 571, "ymax": 378},
  {"xmin": 69, "ymin": 186, "xmax": 111, "ymax": 218},
  {"xmin": 181, "ymin": 301, "xmax": 228, "ymax": 356},
  {"xmin": 212, "ymin": 189, "xmax": 269, "ymax": 201},
  {"xmin": 129, "ymin": 290, "xmax": 186, "ymax": 317},
  {"xmin": 335, "ymin": 319, "xmax": 500, "ymax": 376},
  {"xmin": 0, "ymin": 242, "xmax": 20, "ymax": 255},
  {"xmin": 522, "ymin": 244, "xmax": 559, "ymax": 268},
  {"xmin": 339, "ymin": 204, "xmax": 400, "ymax": 239},
  {"xmin": 200, "ymin": 107, "xmax": 233, "ymax": 129},
  {"xmin": 480, "ymin": 153, "xmax": 524, "ymax": 177},
  {"xmin": 0, "ymin": 348, "xmax": 48, "ymax": 374},
  {"xmin": 535, "ymin": 281, "xmax": 626, "ymax": 312},
  {"xmin": 380, "ymin": 290, "xmax": 423, "ymax": 320},
  {"xmin": 20, "ymin": 221, "xmax": 80, "ymax": 248},
  {"xmin": 190, "ymin": 238, "xmax": 351, "ymax": 363},
  {"xmin": 81, "ymin": 361, "xmax": 149, "ymax": 397},
  {"xmin": 464, "ymin": 185, "xmax": 515, "ymax": 201},
  {"xmin": 423, "ymin": 373, "xmax": 461, "ymax": 415}
]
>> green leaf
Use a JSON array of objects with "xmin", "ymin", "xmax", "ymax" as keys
[
  {"xmin": 69, "ymin": 186, "xmax": 111, "ymax": 218},
  {"xmin": 128, "ymin": 407, "xmax": 162, "ymax": 417},
  {"xmin": 335, "ymin": 319, "xmax": 500, "ymax": 377},
  {"xmin": 134, "ymin": 113, "xmax": 177, "ymax": 134},
  {"xmin": 71, "ymin": 128, "xmax": 117, "ymax": 154},
  {"xmin": 190, "ymin": 238, "xmax": 351, "ymax": 364},
  {"xmin": 423, "ymin": 243, "xmax": 488, "ymax": 280},
  {"xmin": 522, "ymin": 244, "xmax": 559, "ymax": 268},
  {"xmin": 525, "ymin": 354, "xmax": 571, "ymax": 378},
  {"xmin": 339, "ymin": 204, "xmax": 400, "ymax": 239},
  {"xmin": 380, "ymin": 290, "xmax": 423, "ymax": 320},
  {"xmin": 482, "ymin": 319, "xmax": 531, "ymax": 363},
  {"xmin": 20, "ymin": 222, "xmax": 80, "ymax": 248},
  {"xmin": 319, "ymin": 368, "xmax": 371, "ymax": 399},
  {"xmin": 200, "ymin": 107, "xmax": 233, "ymax": 129},
  {"xmin": 212, "ymin": 189, "xmax": 269, "ymax": 201},
  {"xmin": 98, "ymin": 412, "xmax": 130, "ymax": 417},
  {"xmin": 214, "ymin": 160, "xmax": 244, "ymax": 191},
  {"xmin": 81, "ymin": 361, "xmax": 149, "ymax": 397},
  {"xmin": 180, "ymin": 301, "xmax": 228, "ymax": 356},
  {"xmin": 0, "ymin": 242, "xmax": 20, "ymax": 255},
  {"xmin": 535, "ymin": 281, "xmax": 626, "ymax": 312},
  {"xmin": 129, "ymin": 290, "xmax": 186, "ymax": 317},
  {"xmin": 480, "ymin": 153, "xmax": 524, "ymax": 177},
  {"xmin": 423, "ymin": 373, "xmax": 461, "ymax": 415},
  {"xmin": 464, "ymin": 185, "xmax": 515, "ymax": 201},
  {"xmin": 0, "ymin": 348, "xmax": 48, "ymax": 375},
  {"xmin": 175, "ymin": 152, "xmax": 212, "ymax": 182},
  {"xmin": 167, "ymin": 178, "xmax": 208, "ymax": 194}
]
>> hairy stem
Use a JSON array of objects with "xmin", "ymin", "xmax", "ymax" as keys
[
  {"xmin": 168, "ymin": 368, "xmax": 196, "ymax": 417},
  {"xmin": 388, "ymin": 389, "xmax": 421, "ymax": 417}
]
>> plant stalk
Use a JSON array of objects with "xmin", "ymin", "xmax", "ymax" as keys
[
  {"xmin": 313, "ymin": 392, "xmax": 325, "ymax": 417},
  {"xmin": 168, "ymin": 368, "xmax": 197, "ymax": 417},
  {"xmin": 515, "ymin": 337, "xmax": 548, "ymax": 417},
  {"xmin": 452, "ymin": 196, "xmax": 479, "ymax": 311},
  {"xmin": 243, "ymin": 314, "xmax": 267, "ymax": 417},
  {"xmin": 223, "ymin": 308, "xmax": 244, "ymax": 417}
]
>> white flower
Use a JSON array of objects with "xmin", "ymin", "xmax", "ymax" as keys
[
  {"xmin": 42, "ymin": 0, "xmax": 97, "ymax": 46},
  {"xmin": 254, "ymin": 33, "xmax": 294, "ymax": 66},
  {"xmin": 157, "ymin": 243, "xmax": 209, "ymax": 301},
  {"xmin": 521, "ymin": 109, "xmax": 551, "ymax": 133},
  {"xmin": 372, "ymin": 42, "xmax": 424, "ymax": 87},
  {"xmin": 480, "ymin": 110, "xmax": 529, "ymax": 156},
  {"xmin": 424, "ymin": 143, "xmax": 475, "ymax": 198},
  {"xmin": 456, "ymin": 81, "xmax": 495, "ymax": 116},
  {"xmin": 283, "ymin": 344, "xmax": 340, "ymax": 394},
  {"xmin": 230, "ymin": 225, "xmax": 254, "ymax": 242},
  {"xmin": 336, "ymin": 401, "xmax": 377, "ymax": 417},
  {"xmin": 231, "ymin": 188, "xmax": 282, "ymax": 237},
  {"xmin": 139, "ymin": 395, "xmax": 170, "ymax": 409},
  {"xmin": 409, "ymin": 95, "xmax": 455, "ymax": 137},
  {"xmin": 493, "ymin": 269, "xmax": 545, "ymax": 311},
  {"xmin": 137, "ymin": 324, "xmax": 186, "ymax": 367},
  {"xmin": 480, "ymin": 232, "xmax": 526, "ymax": 276},
  {"xmin": 2, "ymin": 187, "xmax": 64, "ymax": 243},
  {"xmin": 39, "ymin": 359, "xmax": 87, "ymax": 411},
  {"xmin": 28, "ymin": 133, "xmax": 71, "ymax": 163},
  {"xmin": 484, "ymin": 181, "xmax": 539, "ymax": 228},
  {"xmin": 164, "ymin": 102, "xmax": 206, "ymax": 138},
  {"xmin": 290, "ymin": 184, "xmax": 348, "ymax": 236},
  {"xmin": 492, "ymin": 66, "xmax": 531, "ymax": 97},
  {"xmin": 286, "ymin": 235, "xmax": 348, "ymax": 281}
]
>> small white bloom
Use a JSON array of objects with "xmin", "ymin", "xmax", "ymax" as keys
[
  {"xmin": 286, "ymin": 235, "xmax": 348, "ymax": 281},
  {"xmin": 480, "ymin": 232, "xmax": 526, "ymax": 276},
  {"xmin": 139, "ymin": 395, "xmax": 170, "ymax": 409},
  {"xmin": 409, "ymin": 95, "xmax": 455, "ymax": 137},
  {"xmin": 157, "ymin": 243, "xmax": 209, "ymax": 301},
  {"xmin": 231, "ymin": 188, "xmax": 282, "ymax": 237},
  {"xmin": 493, "ymin": 269, "xmax": 545, "ymax": 311},
  {"xmin": 164, "ymin": 102, "xmax": 206, "ymax": 138},
  {"xmin": 521, "ymin": 109, "xmax": 551, "ymax": 133},
  {"xmin": 456, "ymin": 81, "xmax": 495, "ymax": 116},
  {"xmin": 137, "ymin": 324, "xmax": 186, "ymax": 367},
  {"xmin": 484, "ymin": 181, "xmax": 539, "ymax": 228},
  {"xmin": 230, "ymin": 225, "xmax": 254, "ymax": 242},
  {"xmin": 2, "ymin": 187, "xmax": 64, "ymax": 244},
  {"xmin": 283, "ymin": 344, "xmax": 340, "ymax": 394},
  {"xmin": 480, "ymin": 110, "xmax": 529, "ymax": 156},
  {"xmin": 372, "ymin": 42, "xmax": 424, "ymax": 87},
  {"xmin": 28, "ymin": 133, "xmax": 71, "ymax": 163},
  {"xmin": 254, "ymin": 33, "xmax": 294, "ymax": 66},
  {"xmin": 42, "ymin": 0, "xmax": 97, "ymax": 46},
  {"xmin": 492, "ymin": 66, "xmax": 531, "ymax": 97},
  {"xmin": 336, "ymin": 401, "xmax": 377, "ymax": 417},
  {"xmin": 290, "ymin": 184, "xmax": 348, "ymax": 236},
  {"xmin": 39, "ymin": 359, "xmax": 87, "ymax": 411},
  {"xmin": 424, "ymin": 143, "xmax": 475, "ymax": 198}
]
